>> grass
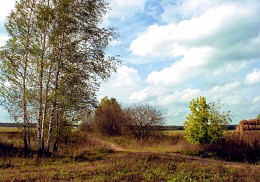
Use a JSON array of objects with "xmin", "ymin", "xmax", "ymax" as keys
[
  {"xmin": 163, "ymin": 130, "xmax": 185, "ymax": 136},
  {"xmin": 0, "ymin": 126, "xmax": 20, "ymax": 132},
  {"xmin": 0, "ymin": 152, "xmax": 259, "ymax": 181},
  {"xmin": 0, "ymin": 128, "xmax": 260, "ymax": 181}
]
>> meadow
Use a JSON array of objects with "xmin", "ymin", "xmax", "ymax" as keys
[{"xmin": 0, "ymin": 127, "xmax": 260, "ymax": 181}]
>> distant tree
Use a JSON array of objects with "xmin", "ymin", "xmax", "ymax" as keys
[
  {"xmin": 94, "ymin": 97, "xmax": 125, "ymax": 136},
  {"xmin": 184, "ymin": 97, "xmax": 232, "ymax": 144},
  {"xmin": 124, "ymin": 103, "xmax": 166, "ymax": 140},
  {"xmin": 257, "ymin": 114, "xmax": 260, "ymax": 120},
  {"xmin": 79, "ymin": 114, "xmax": 95, "ymax": 132}
]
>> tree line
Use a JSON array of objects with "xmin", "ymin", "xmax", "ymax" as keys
[
  {"xmin": 82, "ymin": 96, "xmax": 234, "ymax": 145},
  {"xmin": 80, "ymin": 97, "xmax": 166, "ymax": 140},
  {"xmin": 0, "ymin": 0, "xmax": 118, "ymax": 155}
]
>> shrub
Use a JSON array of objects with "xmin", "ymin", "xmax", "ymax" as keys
[
  {"xmin": 123, "ymin": 104, "xmax": 166, "ymax": 140},
  {"xmin": 203, "ymin": 131, "xmax": 260, "ymax": 163},
  {"xmin": 94, "ymin": 97, "xmax": 126, "ymax": 136},
  {"xmin": 79, "ymin": 115, "xmax": 95, "ymax": 132},
  {"xmin": 184, "ymin": 97, "xmax": 231, "ymax": 144}
]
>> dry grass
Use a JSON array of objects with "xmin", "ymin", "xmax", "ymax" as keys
[
  {"xmin": 0, "ymin": 126, "xmax": 20, "ymax": 132},
  {"xmin": 0, "ymin": 129, "xmax": 260, "ymax": 181},
  {"xmin": 0, "ymin": 152, "xmax": 259, "ymax": 181}
]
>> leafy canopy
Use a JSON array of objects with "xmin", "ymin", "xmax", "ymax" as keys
[
  {"xmin": 257, "ymin": 114, "xmax": 260, "ymax": 120},
  {"xmin": 184, "ymin": 96, "xmax": 232, "ymax": 144}
]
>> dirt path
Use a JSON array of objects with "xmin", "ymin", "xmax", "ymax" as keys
[
  {"xmin": 92, "ymin": 138, "xmax": 126, "ymax": 151},
  {"xmin": 93, "ymin": 137, "xmax": 260, "ymax": 170}
]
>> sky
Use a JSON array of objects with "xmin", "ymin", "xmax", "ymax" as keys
[{"xmin": 0, "ymin": 0, "xmax": 260, "ymax": 125}]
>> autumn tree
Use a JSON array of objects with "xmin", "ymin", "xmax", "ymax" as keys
[
  {"xmin": 94, "ymin": 97, "xmax": 125, "ymax": 136},
  {"xmin": 184, "ymin": 96, "xmax": 232, "ymax": 144}
]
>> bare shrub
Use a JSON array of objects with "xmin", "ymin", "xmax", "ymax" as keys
[
  {"xmin": 123, "ymin": 103, "xmax": 166, "ymax": 140},
  {"xmin": 79, "ymin": 115, "xmax": 95, "ymax": 132}
]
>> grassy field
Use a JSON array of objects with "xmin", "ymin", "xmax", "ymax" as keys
[
  {"xmin": 1, "ymin": 151, "xmax": 259, "ymax": 181},
  {"xmin": 0, "ymin": 127, "xmax": 260, "ymax": 181},
  {"xmin": 0, "ymin": 126, "xmax": 20, "ymax": 132}
]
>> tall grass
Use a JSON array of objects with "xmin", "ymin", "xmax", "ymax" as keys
[{"xmin": 203, "ymin": 131, "xmax": 260, "ymax": 163}]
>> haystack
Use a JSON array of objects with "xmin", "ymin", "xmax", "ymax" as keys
[{"xmin": 236, "ymin": 119, "xmax": 260, "ymax": 134}]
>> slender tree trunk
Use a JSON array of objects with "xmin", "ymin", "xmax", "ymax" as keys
[
  {"xmin": 22, "ymin": 0, "xmax": 36, "ymax": 152},
  {"xmin": 39, "ymin": 0, "xmax": 51, "ymax": 153},
  {"xmin": 45, "ymin": 101, "xmax": 55, "ymax": 152},
  {"xmin": 42, "ymin": 60, "xmax": 53, "ymax": 151},
  {"xmin": 53, "ymin": 112, "xmax": 60, "ymax": 152},
  {"xmin": 46, "ymin": 51, "xmax": 61, "ymax": 152},
  {"xmin": 38, "ymin": 30, "xmax": 48, "ymax": 154},
  {"xmin": 37, "ymin": 56, "xmax": 44, "ymax": 154},
  {"xmin": 46, "ymin": 13, "xmax": 65, "ymax": 151}
]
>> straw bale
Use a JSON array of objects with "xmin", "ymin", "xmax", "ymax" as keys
[{"xmin": 236, "ymin": 119, "xmax": 260, "ymax": 134}]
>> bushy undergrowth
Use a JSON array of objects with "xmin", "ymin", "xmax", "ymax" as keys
[
  {"xmin": 0, "ymin": 138, "xmax": 25, "ymax": 158},
  {"xmin": 203, "ymin": 131, "xmax": 260, "ymax": 163}
]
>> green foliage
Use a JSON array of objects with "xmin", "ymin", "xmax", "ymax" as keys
[
  {"xmin": 0, "ymin": 0, "xmax": 119, "ymax": 153},
  {"xmin": 184, "ymin": 96, "xmax": 231, "ymax": 144},
  {"xmin": 257, "ymin": 113, "xmax": 260, "ymax": 120}
]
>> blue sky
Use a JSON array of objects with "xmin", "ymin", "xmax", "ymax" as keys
[{"xmin": 0, "ymin": 0, "xmax": 260, "ymax": 125}]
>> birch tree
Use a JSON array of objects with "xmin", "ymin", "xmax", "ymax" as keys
[
  {"xmin": 0, "ymin": 0, "xmax": 37, "ymax": 152},
  {"xmin": 0, "ymin": 0, "xmax": 118, "ymax": 154}
]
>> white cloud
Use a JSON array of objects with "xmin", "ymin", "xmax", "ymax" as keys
[
  {"xmin": 108, "ymin": 0, "xmax": 146, "ymax": 19},
  {"xmin": 129, "ymin": 87, "xmax": 149, "ymax": 102},
  {"xmin": 253, "ymin": 96, "xmax": 260, "ymax": 104},
  {"xmin": 130, "ymin": 4, "xmax": 257, "ymax": 59},
  {"xmin": 98, "ymin": 65, "xmax": 142, "ymax": 102},
  {"xmin": 208, "ymin": 82, "xmax": 242, "ymax": 106},
  {"xmin": 213, "ymin": 61, "xmax": 247, "ymax": 76},
  {"xmin": 147, "ymin": 47, "xmax": 212, "ymax": 87},
  {"xmin": 110, "ymin": 39, "xmax": 121, "ymax": 47},
  {"xmin": 160, "ymin": 88, "xmax": 202, "ymax": 105},
  {"xmin": 0, "ymin": 34, "xmax": 9, "ymax": 46},
  {"xmin": 0, "ymin": 0, "xmax": 16, "ymax": 22},
  {"xmin": 209, "ymin": 82, "xmax": 240, "ymax": 95},
  {"xmin": 245, "ymin": 69, "xmax": 260, "ymax": 85}
]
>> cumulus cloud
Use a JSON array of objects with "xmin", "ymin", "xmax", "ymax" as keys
[
  {"xmin": 209, "ymin": 82, "xmax": 240, "ymax": 95},
  {"xmin": 253, "ymin": 96, "xmax": 260, "ymax": 104},
  {"xmin": 0, "ymin": 34, "xmax": 9, "ymax": 46},
  {"xmin": 146, "ymin": 47, "xmax": 212, "ymax": 87},
  {"xmin": 160, "ymin": 88, "xmax": 202, "ymax": 105},
  {"xmin": 207, "ymin": 82, "xmax": 243, "ymax": 107},
  {"xmin": 129, "ymin": 87, "xmax": 149, "ymax": 102},
  {"xmin": 0, "ymin": 0, "xmax": 16, "ymax": 22},
  {"xmin": 107, "ymin": 0, "xmax": 146, "ymax": 19},
  {"xmin": 98, "ymin": 65, "xmax": 142, "ymax": 102},
  {"xmin": 213, "ymin": 61, "xmax": 247, "ymax": 76},
  {"xmin": 130, "ymin": 3, "xmax": 260, "ymax": 61},
  {"xmin": 245, "ymin": 69, "xmax": 260, "ymax": 85}
]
